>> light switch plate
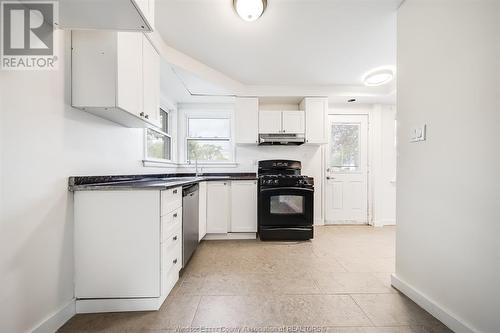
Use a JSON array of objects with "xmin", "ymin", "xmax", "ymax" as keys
[{"xmin": 410, "ymin": 124, "xmax": 427, "ymax": 142}]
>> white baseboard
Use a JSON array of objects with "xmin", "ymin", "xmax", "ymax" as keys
[
  {"xmin": 324, "ymin": 220, "xmax": 368, "ymax": 225},
  {"xmin": 314, "ymin": 218, "xmax": 324, "ymax": 226},
  {"xmin": 76, "ymin": 295, "xmax": 166, "ymax": 314},
  {"xmin": 32, "ymin": 299, "xmax": 75, "ymax": 333},
  {"xmin": 391, "ymin": 274, "xmax": 476, "ymax": 333},
  {"xmin": 373, "ymin": 219, "xmax": 396, "ymax": 227},
  {"xmin": 204, "ymin": 233, "xmax": 256, "ymax": 240}
]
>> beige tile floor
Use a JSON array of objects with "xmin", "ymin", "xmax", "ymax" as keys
[{"xmin": 59, "ymin": 226, "xmax": 452, "ymax": 333}]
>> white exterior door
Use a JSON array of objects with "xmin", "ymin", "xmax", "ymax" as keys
[{"xmin": 325, "ymin": 115, "xmax": 368, "ymax": 224}]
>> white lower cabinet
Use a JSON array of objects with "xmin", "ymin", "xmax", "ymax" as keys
[
  {"xmin": 198, "ymin": 181, "xmax": 208, "ymax": 240},
  {"xmin": 74, "ymin": 186, "xmax": 182, "ymax": 313},
  {"xmin": 206, "ymin": 180, "xmax": 258, "ymax": 236},
  {"xmin": 231, "ymin": 181, "xmax": 258, "ymax": 232},
  {"xmin": 206, "ymin": 181, "xmax": 230, "ymax": 234}
]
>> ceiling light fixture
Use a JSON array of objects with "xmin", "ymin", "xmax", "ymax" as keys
[
  {"xmin": 234, "ymin": 0, "xmax": 267, "ymax": 22},
  {"xmin": 363, "ymin": 69, "xmax": 394, "ymax": 87}
]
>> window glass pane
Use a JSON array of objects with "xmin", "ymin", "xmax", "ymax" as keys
[
  {"xmin": 147, "ymin": 129, "xmax": 170, "ymax": 160},
  {"xmin": 165, "ymin": 136, "xmax": 171, "ymax": 160},
  {"xmin": 187, "ymin": 140, "xmax": 231, "ymax": 162},
  {"xmin": 270, "ymin": 195, "xmax": 304, "ymax": 214},
  {"xmin": 188, "ymin": 118, "xmax": 230, "ymax": 138},
  {"xmin": 330, "ymin": 123, "xmax": 360, "ymax": 171},
  {"xmin": 160, "ymin": 109, "xmax": 169, "ymax": 134}
]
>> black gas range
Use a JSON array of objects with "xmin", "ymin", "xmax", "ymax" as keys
[{"xmin": 258, "ymin": 160, "xmax": 314, "ymax": 241}]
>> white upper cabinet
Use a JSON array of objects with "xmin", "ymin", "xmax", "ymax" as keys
[
  {"xmin": 135, "ymin": 0, "xmax": 155, "ymax": 30},
  {"xmin": 58, "ymin": 0, "xmax": 154, "ymax": 32},
  {"xmin": 259, "ymin": 110, "xmax": 305, "ymax": 134},
  {"xmin": 259, "ymin": 111, "xmax": 283, "ymax": 134},
  {"xmin": 206, "ymin": 182, "xmax": 230, "ymax": 234},
  {"xmin": 116, "ymin": 32, "xmax": 143, "ymax": 118},
  {"xmin": 300, "ymin": 97, "xmax": 329, "ymax": 144},
  {"xmin": 72, "ymin": 31, "xmax": 160, "ymax": 128},
  {"xmin": 235, "ymin": 97, "xmax": 259, "ymax": 144},
  {"xmin": 230, "ymin": 181, "xmax": 258, "ymax": 233},
  {"xmin": 142, "ymin": 36, "xmax": 160, "ymax": 126},
  {"xmin": 282, "ymin": 111, "xmax": 305, "ymax": 134}
]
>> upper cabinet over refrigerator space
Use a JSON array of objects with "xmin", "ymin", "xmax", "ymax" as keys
[{"xmin": 58, "ymin": 0, "xmax": 155, "ymax": 32}]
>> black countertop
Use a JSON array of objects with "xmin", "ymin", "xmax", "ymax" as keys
[{"xmin": 68, "ymin": 173, "xmax": 257, "ymax": 191}]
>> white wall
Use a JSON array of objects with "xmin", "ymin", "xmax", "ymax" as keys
[
  {"xmin": 0, "ymin": 31, "xmax": 175, "ymax": 333},
  {"xmin": 176, "ymin": 103, "xmax": 324, "ymax": 224},
  {"xmin": 395, "ymin": 1, "xmax": 500, "ymax": 332},
  {"xmin": 329, "ymin": 104, "xmax": 396, "ymax": 226}
]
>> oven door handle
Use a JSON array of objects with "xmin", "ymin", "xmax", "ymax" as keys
[{"xmin": 260, "ymin": 187, "xmax": 314, "ymax": 193}]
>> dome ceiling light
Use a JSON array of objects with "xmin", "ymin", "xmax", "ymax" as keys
[
  {"xmin": 363, "ymin": 69, "xmax": 394, "ymax": 86},
  {"xmin": 234, "ymin": 0, "xmax": 267, "ymax": 22}
]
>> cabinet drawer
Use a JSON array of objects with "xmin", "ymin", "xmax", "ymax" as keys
[
  {"xmin": 162, "ymin": 220, "xmax": 181, "ymax": 246},
  {"xmin": 161, "ymin": 240, "xmax": 182, "ymax": 296},
  {"xmin": 161, "ymin": 187, "xmax": 182, "ymax": 216},
  {"xmin": 161, "ymin": 207, "xmax": 182, "ymax": 241}
]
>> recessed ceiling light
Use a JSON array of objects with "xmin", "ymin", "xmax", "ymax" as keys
[
  {"xmin": 363, "ymin": 69, "xmax": 394, "ymax": 86},
  {"xmin": 234, "ymin": 0, "xmax": 267, "ymax": 22}
]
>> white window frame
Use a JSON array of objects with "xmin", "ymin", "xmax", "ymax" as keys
[
  {"xmin": 182, "ymin": 109, "xmax": 236, "ymax": 165},
  {"xmin": 143, "ymin": 108, "xmax": 174, "ymax": 164}
]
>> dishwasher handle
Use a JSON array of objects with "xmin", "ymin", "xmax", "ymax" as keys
[{"xmin": 183, "ymin": 183, "xmax": 199, "ymax": 196}]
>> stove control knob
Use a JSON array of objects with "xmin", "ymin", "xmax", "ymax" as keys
[
  {"xmin": 298, "ymin": 179, "xmax": 304, "ymax": 184},
  {"xmin": 274, "ymin": 179, "xmax": 279, "ymax": 184}
]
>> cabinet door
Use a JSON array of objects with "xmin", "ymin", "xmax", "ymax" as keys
[
  {"xmin": 259, "ymin": 111, "xmax": 282, "ymax": 134},
  {"xmin": 282, "ymin": 111, "xmax": 305, "ymax": 134},
  {"xmin": 142, "ymin": 35, "xmax": 160, "ymax": 127},
  {"xmin": 206, "ymin": 182, "xmax": 230, "ymax": 234},
  {"xmin": 134, "ymin": 0, "xmax": 154, "ymax": 29},
  {"xmin": 235, "ymin": 97, "xmax": 259, "ymax": 144},
  {"xmin": 303, "ymin": 97, "xmax": 328, "ymax": 143},
  {"xmin": 198, "ymin": 182, "xmax": 207, "ymax": 240},
  {"xmin": 116, "ymin": 32, "xmax": 143, "ymax": 117},
  {"xmin": 230, "ymin": 181, "xmax": 257, "ymax": 233}
]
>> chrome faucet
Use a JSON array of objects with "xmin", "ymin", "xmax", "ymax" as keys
[{"xmin": 195, "ymin": 158, "xmax": 201, "ymax": 177}]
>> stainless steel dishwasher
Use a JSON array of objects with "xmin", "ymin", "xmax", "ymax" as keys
[{"xmin": 182, "ymin": 183, "xmax": 199, "ymax": 267}]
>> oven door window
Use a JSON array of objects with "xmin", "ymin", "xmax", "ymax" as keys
[{"xmin": 270, "ymin": 195, "xmax": 304, "ymax": 215}]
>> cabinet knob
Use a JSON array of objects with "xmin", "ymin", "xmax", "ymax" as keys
[
  {"xmin": 173, "ymin": 236, "xmax": 178, "ymax": 241},
  {"xmin": 145, "ymin": 114, "xmax": 149, "ymax": 119},
  {"xmin": 173, "ymin": 213, "xmax": 178, "ymax": 218},
  {"xmin": 173, "ymin": 189, "xmax": 178, "ymax": 194},
  {"xmin": 140, "ymin": 112, "xmax": 145, "ymax": 117},
  {"xmin": 173, "ymin": 259, "xmax": 178, "ymax": 264}
]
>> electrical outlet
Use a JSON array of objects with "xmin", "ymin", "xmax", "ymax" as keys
[{"xmin": 410, "ymin": 125, "xmax": 427, "ymax": 143}]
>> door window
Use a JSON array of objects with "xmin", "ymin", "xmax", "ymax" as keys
[
  {"xmin": 330, "ymin": 123, "xmax": 361, "ymax": 171},
  {"xmin": 270, "ymin": 195, "xmax": 304, "ymax": 214}
]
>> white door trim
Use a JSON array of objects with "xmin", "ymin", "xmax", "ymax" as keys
[
  {"xmin": 324, "ymin": 114, "xmax": 369, "ymax": 224},
  {"xmin": 323, "ymin": 110, "xmax": 375, "ymax": 225}
]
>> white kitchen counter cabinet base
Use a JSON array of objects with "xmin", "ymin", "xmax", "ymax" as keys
[
  {"xmin": 205, "ymin": 180, "xmax": 258, "ymax": 239},
  {"xmin": 74, "ymin": 187, "xmax": 182, "ymax": 313}
]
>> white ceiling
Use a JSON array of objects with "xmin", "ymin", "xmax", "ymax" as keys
[{"xmin": 155, "ymin": 0, "xmax": 400, "ymax": 87}]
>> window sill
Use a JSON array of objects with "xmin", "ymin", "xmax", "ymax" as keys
[
  {"xmin": 142, "ymin": 159, "xmax": 178, "ymax": 168},
  {"xmin": 178, "ymin": 162, "xmax": 239, "ymax": 168}
]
